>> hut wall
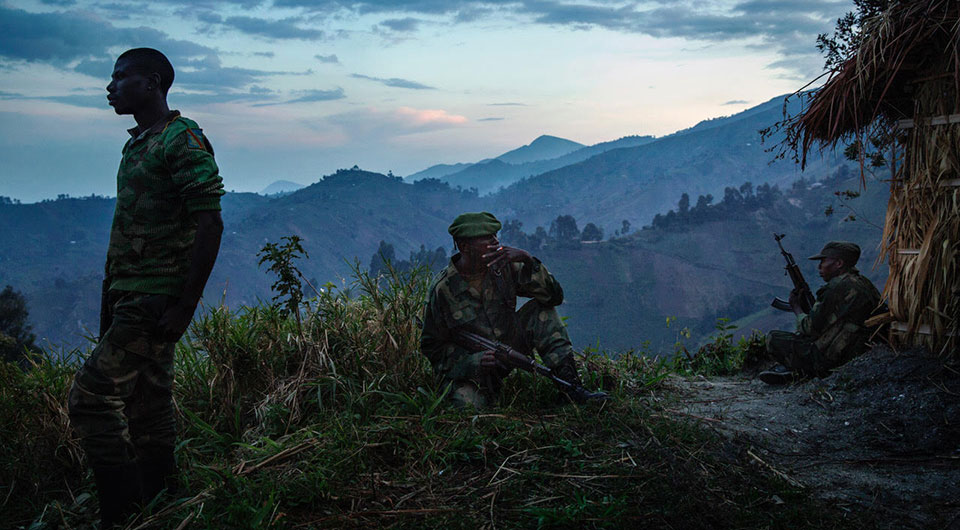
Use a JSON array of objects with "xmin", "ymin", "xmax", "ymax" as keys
[{"xmin": 881, "ymin": 79, "xmax": 959, "ymax": 355}]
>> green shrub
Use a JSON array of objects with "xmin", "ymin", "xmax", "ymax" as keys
[{"xmin": 673, "ymin": 318, "xmax": 767, "ymax": 376}]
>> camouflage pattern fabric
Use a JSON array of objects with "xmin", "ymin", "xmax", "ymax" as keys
[
  {"xmin": 106, "ymin": 111, "xmax": 224, "ymax": 296},
  {"xmin": 68, "ymin": 291, "xmax": 177, "ymax": 467},
  {"xmin": 420, "ymin": 256, "xmax": 575, "ymax": 408},
  {"xmin": 766, "ymin": 330, "xmax": 825, "ymax": 376},
  {"xmin": 767, "ymin": 268, "xmax": 881, "ymax": 376}
]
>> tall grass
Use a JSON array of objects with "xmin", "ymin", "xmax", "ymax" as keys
[{"xmin": 2, "ymin": 259, "xmax": 859, "ymax": 529}]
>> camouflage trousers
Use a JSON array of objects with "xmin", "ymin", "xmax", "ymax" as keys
[
  {"xmin": 765, "ymin": 330, "xmax": 830, "ymax": 378},
  {"xmin": 451, "ymin": 300, "xmax": 576, "ymax": 409},
  {"xmin": 68, "ymin": 291, "xmax": 177, "ymax": 468}
]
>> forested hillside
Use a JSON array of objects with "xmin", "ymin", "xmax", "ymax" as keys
[
  {"xmin": 0, "ymin": 97, "xmax": 887, "ymax": 352},
  {"xmin": 491, "ymin": 169, "xmax": 890, "ymax": 351},
  {"xmin": 492, "ymin": 95, "xmax": 847, "ymax": 233}
]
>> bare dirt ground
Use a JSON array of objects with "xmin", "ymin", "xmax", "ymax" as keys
[{"xmin": 671, "ymin": 345, "xmax": 960, "ymax": 529}]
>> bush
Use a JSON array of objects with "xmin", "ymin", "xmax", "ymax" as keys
[{"xmin": 673, "ymin": 319, "xmax": 767, "ymax": 376}]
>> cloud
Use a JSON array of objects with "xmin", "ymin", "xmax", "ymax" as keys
[
  {"xmin": 379, "ymin": 17, "xmax": 421, "ymax": 32},
  {"xmin": 273, "ymin": 0, "xmax": 460, "ymax": 14},
  {"xmin": 325, "ymin": 106, "xmax": 467, "ymax": 141},
  {"xmin": 197, "ymin": 11, "xmax": 223, "ymax": 24},
  {"xmin": 267, "ymin": 0, "xmax": 846, "ymax": 77},
  {"xmin": 0, "ymin": 6, "xmax": 213, "ymax": 64},
  {"xmin": 478, "ymin": 117, "xmax": 504, "ymax": 121},
  {"xmin": 351, "ymin": 73, "xmax": 435, "ymax": 90},
  {"xmin": 0, "ymin": 85, "xmax": 282, "ymax": 108},
  {"xmin": 722, "ymin": 100, "xmax": 749, "ymax": 105},
  {"xmin": 221, "ymin": 16, "xmax": 325, "ymax": 40},
  {"xmin": 315, "ymin": 54, "xmax": 339, "ymax": 63},
  {"xmin": 253, "ymin": 51, "xmax": 276, "ymax": 58},
  {"xmin": 0, "ymin": 6, "xmax": 318, "ymax": 97},
  {"xmin": 488, "ymin": 102, "xmax": 527, "ymax": 106},
  {"xmin": 256, "ymin": 87, "xmax": 346, "ymax": 105}
]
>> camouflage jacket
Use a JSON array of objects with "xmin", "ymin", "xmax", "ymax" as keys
[
  {"xmin": 420, "ymin": 255, "xmax": 564, "ymax": 385},
  {"xmin": 797, "ymin": 268, "xmax": 881, "ymax": 361},
  {"xmin": 106, "ymin": 111, "xmax": 224, "ymax": 296}
]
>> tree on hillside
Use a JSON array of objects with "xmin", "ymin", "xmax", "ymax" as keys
[
  {"xmin": 530, "ymin": 226, "xmax": 549, "ymax": 250},
  {"xmin": 621, "ymin": 219, "xmax": 631, "ymax": 236},
  {"xmin": 549, "ymin": 215, "xmax": 580, "ymax": 246},
  {"xmin": 581, "ymin": 223, "xmax": 603, "ymax": 242},
  {"xmin": 500, "ymin": 219, "xmax": 528, "ymax": 248},
  {"xmin": 369, "ymin": 241, "xmax": 398, "ymax": 277},
  {"xmin": 678, "ymin": 193, "xmax": 690, "ymax": 215},
  {"xmin": 408, "ymin": 245, "xmax": 447, "ymax": 271},
  {"xmin": 0, "ymin": 285, "xmax": 37, "ymax": 364}
]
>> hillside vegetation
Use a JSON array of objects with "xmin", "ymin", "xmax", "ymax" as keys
[
  {"xmin": 2, "ymin": 264, "xmax": 865, "ymax": 529},
  {"xmin": 0, "ymin": 97, "xmax": 883, "ymax": 351}
]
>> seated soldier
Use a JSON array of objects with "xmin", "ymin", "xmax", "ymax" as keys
[
  {"xmin": 420, "ymin": 212, "xmax": 583, "ymax": 408},
  {"xmin": 760, "ymin": 241, "xmax": 881, "ymax": 384}
]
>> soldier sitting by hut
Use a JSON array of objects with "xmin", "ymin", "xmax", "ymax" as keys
[
  {"xmin": 419, "ymin": 212, "xmax": 586, "ymax": 408},
  {"xmin": 760, "ymin": 241, "xmax": 881, "ymax": 384}
]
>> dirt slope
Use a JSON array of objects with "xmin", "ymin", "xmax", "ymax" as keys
[{"xmin": 672, "ymin": 346, "xmax": 960, "ymax": 529}]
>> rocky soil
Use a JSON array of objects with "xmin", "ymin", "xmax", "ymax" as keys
[{"xmin": 673, "ymin": 346, "xmax": 960, "ymax": 529}]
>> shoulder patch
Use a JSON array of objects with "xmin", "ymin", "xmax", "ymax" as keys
[{"xmin": 185, "ymin": 128, "xmax": 207, "ymax": 151}]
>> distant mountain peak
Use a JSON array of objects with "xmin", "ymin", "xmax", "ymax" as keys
[
  {"xmin": 260, "ymin": 180, "xmax": 306, "ymax": 196},
  {"xmin": 496, "ymin": 135, "xmax": 584, "ymax": 165}
]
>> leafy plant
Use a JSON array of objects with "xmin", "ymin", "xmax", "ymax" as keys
[
  {"xmin": 673, "ymin": 318, "xmax": 767, "ymax": 376},
  {"xmin": 258, "ymin": 236, "xmax": 309, "ymax": 325}
]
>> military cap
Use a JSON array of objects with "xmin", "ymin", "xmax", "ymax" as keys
[
  {"xmin": 808, "ymin": 241, "xmax": 860, "ymax": 265},
  {"xmin": 448, "ymin": 212, "xmax": 502, "ymax": 239}
]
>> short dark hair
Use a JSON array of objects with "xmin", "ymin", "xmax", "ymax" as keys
[{"xmin": 117, "ymin": 48, "xmax": 175, "ymax": 95}]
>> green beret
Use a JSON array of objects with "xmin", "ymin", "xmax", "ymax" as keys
[
  {"xmin": 809, "ymin": 241, "xmax": 861, "ymax": 265},
  {"xmin": 448, "ymin": 212, "xmax": 502, "ymax": 239}
]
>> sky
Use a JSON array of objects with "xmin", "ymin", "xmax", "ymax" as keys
[{"xmin": 0, "ymin": 0, "xmax": 852, "ymax": 201}]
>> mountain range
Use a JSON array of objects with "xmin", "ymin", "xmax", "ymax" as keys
[{"xmin": 0, "ymin": 94, "xmax": 888, "ymax": 352}]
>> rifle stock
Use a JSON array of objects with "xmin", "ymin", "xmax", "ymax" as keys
[{"xmin": 454, "ymin": 329, "xmax": 608, "ymax": 403}]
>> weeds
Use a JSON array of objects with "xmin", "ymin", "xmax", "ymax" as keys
[
  {"xmin": 673, "ymin": 318, "xmax": 767, "ymax": 376},
  {"xmin": 3, "ymin": 243, "xmax": 852, "ymax": 529}
]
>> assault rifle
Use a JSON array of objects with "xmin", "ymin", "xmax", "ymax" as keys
[
  {"xmin": 770, "ymin": 233, "xmax": 815, "ymax": 313},
  {"xmin": 454, "ymin": 329, "xmax": 609, "ymax": 404}
]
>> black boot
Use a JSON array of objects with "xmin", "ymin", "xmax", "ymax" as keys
[
  {"xmin": 92, "ymin": 462, "xmax": 142, "ymax": 528},
  {"xmin": 758, "ymin": 364, "xmax": 796, "ymax": 385},
  {"xmin": 139, "ymin": 446, "xmax": 178, "ymax": 505}
]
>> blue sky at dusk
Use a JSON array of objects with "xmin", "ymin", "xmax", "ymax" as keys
[{"xmin": 0, "ymin": 0, "xmax": 852, "ymax": 201}]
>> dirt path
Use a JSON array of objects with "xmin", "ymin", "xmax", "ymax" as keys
[{"xmin": 671, "ymin": 346, "xmax": 960, "ymax": 529}]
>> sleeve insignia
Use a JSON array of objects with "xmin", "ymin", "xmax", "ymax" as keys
[{"xmin": 185, "ymin": 128, "xmax": 207, "ymax": 150}]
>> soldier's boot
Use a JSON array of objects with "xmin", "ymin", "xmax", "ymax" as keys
[
  {"xmin": 139, "ymin": 446, "xmax": 178, "ymax": 506},
  {"xmin": 552, "ymin": 356, "xmax": 586, "ymax": 403},
  {"xmin": 758, "ymin": 364, "xmax": 796, "ymax": 385},
  {"xmin": 92, "ymin": 462, "xmax": 142, "ymax": 528}
]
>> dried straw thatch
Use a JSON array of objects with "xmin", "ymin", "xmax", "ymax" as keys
[
  {"xmin": 792, "ymin": 0, "xmax": 959, "ymax": 356},
  {"xmin": 796, "ymin": 0, "xmax": 960, "ymax": 158}
]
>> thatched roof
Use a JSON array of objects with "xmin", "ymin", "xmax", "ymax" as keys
[{"xmin": 795, "ymin": 0, "xmax": 959, "ymax": 160}]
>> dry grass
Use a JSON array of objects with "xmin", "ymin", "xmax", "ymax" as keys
[
  {"xmin": 796, "ymin": 0, "xmax": 959, "ymax": 164},
  {"xmin": 880, "ymin": 85, "xmax": 960, "ymax": 355}
]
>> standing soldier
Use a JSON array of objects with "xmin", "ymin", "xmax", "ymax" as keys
[
  {"xmin": 68, "ymin": 48, "xmax": 224, "ymax": 526},
  {"xmin": 761, "ymin": 241, "xmax": 881, "ymax": 384},
  {"xmin": 420, "ymin": 212, "xmax": 583, "ymax": 408}
]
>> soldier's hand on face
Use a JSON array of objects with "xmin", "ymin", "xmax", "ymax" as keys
[
  {"xmin": 482, "ymin": 244, "xmax": 532, "ymax": 269},
  {"xmin": 157, "ymin": 300, "xmax": 198, "ymax": 342}
]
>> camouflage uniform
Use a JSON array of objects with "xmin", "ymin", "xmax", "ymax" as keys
[
  {"xmin": 420, "ymin": 255, "xmax": 577, "ymax": 408},
  {"xmin": 767, "ymin": 268, "xmax": 881, "ymax": 376},
  {"xmin": 69, "ymin": 111, "xmax": 223, "ymax": 470}
]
